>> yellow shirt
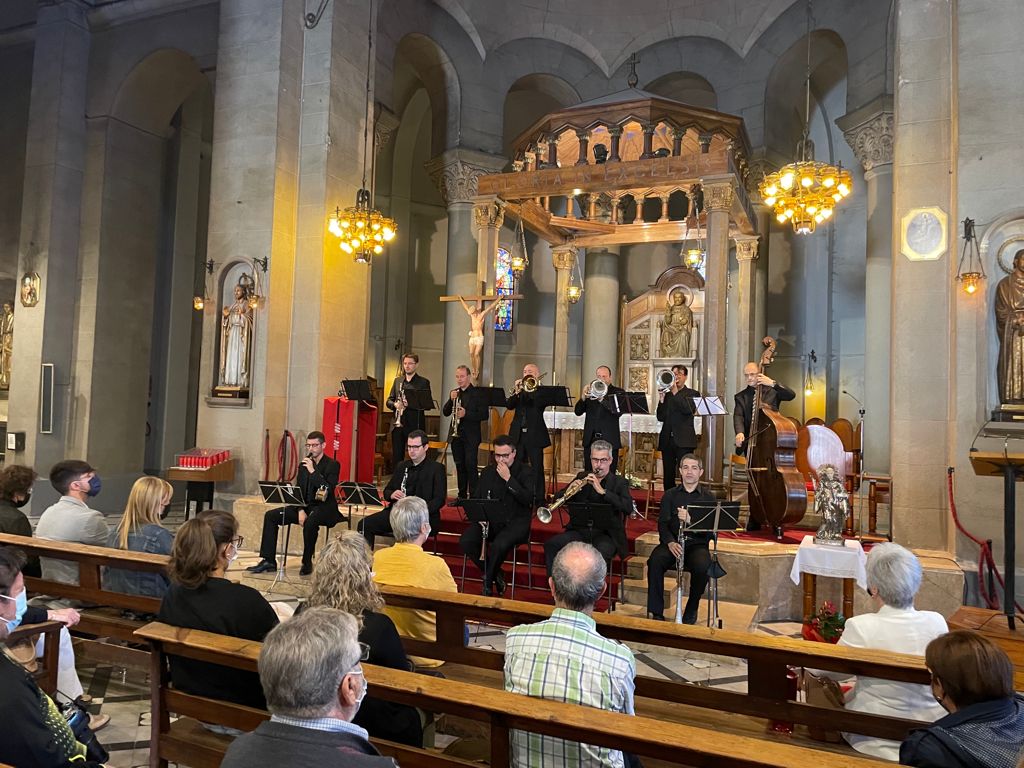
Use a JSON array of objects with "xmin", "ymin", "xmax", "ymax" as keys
[{"xmin": 372, "ymin": 542, "xmax": 458, "ymax": 667}]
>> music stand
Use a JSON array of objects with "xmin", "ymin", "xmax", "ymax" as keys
[
  {"xmin": 686, "ymin": 501, "xmax": 740, "ymax": 628},
  {"xmin": 565, "ymin": 500, "xmax": 623, "ymax": 610},
  {"xmin": 693, "ymin": 396, "xmax": 728, "ymax": 416},
  {"xmin": 339, "ymin": 379, "xmax": 378, "ymax": 481},
  {"xmin": 338, "ymin": 482, "xmax": 384, "ymax": 533},
  {"xmin": 258, "ymin": 482, "xmax": 307, "ymax": 591},
  {"xmin": 535, "ymin": 385, "xmax": 572, "ymax": 408},
  {"xmin": 458, "ymin": 499, "xmax": 511, "ymax": 591},
  {"xmin": 479, "ymin": 386, "xmax": 509, "ymax": 409},
  {"xmin": 607, "ymin": 392, "xmax": 651, "ymax": 515},
  {"xmin": 401, "ymin": 388, "xmax": 435, "ymax": 413}
]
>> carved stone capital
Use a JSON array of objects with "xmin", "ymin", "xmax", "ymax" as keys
[
  {"xmin": 703, "ymin": 180, "xmax": 735, "ymax": 212},
  {"xmin": 842, "ymin": 111, "xmax": 894, "ymax": 173},
  {"xmin": 425, "ymin": 149, "xmax": 505, "ymax": 207},
  {"xmin": 734, "ymin": 236, "xmax": 760, "ymax": 262},
  {"xmin": 374, "ymin": 104, "xmax": 400, "ymax": 156},
  {"xmin": 552, "ymin": 244, "xmax": 578, "ymax": 271},
  {"xmin": 473, "ymin": 199, "xmax": 505, "ymax": 231}
]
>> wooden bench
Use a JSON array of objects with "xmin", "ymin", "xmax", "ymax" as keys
[
  {"xmin": 135, "ymin": 621, "xmax": 891, "ymax": 768},
  {"xmin": 4, "ymin": 619, "xmax": 63, "ymax": 695}
]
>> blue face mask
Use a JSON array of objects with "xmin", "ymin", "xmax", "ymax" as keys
[
  {"xmin": 1, "ymin": 588, "xmax": 27, "ymax": 634},
  {"xmin": 86, "ymin": 475, "xmax": 102, "ymax": 497}
]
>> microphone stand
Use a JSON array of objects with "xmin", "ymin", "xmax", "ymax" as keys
[{"xmin": 841, "ymin": 390, "xmax": 866, "ymax": 534}]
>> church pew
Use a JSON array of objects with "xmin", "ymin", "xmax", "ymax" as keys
[
  {"xmin": 4, "ymin": 619, "xmax": 63, "ymax": 695},
  {"xmin": 135, "ymin": 621, "xmax": 891, "ymax": 768},
  {"xmin": 379, "ymin": 584, "xmax": 929, "ymax": 742}
]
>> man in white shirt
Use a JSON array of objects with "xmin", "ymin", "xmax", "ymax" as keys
[{"xmin": 35, "ymin": 460, "xmax": 109, "ymax": 585}]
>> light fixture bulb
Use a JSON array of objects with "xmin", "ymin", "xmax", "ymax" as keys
[
  {"xmin": 567, "ymin": 284, "xmax": 582, "ymax": 303},
  {"xmin": 780, "ymin": 171, "xmax": 795, "ymax": 190},
  {"xmin": 193, "ymin": 296, "xmax": 205, "ymax": 311},
  {"xmin": 248, "ymin": 294, "xmax": 259, "ymax": 309},
  {"xmin": 805, "ymin": 385, "xmax": 813, "ymax": 396}
]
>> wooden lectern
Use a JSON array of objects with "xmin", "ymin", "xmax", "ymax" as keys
[{"xmin": 969, "ymin": 449, "xmax": 1024, "ymax": 630}]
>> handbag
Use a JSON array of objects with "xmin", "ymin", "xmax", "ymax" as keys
[{"xmin": 802, "ymin": 669, "xmax": 845, "ymax": 743}]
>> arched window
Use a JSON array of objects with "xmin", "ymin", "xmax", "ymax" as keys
[{"xmin": 494, "ymin": 246, "xmax": 514, "ymax": 331}]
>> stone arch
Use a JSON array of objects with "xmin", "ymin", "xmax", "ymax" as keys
[
  {"xmin": 644, "ymin": 72, "xmax": 718, "ymax": 110},
  {"xmin": 110, "ymin": 48, "xmax": 208, "ymax": 135},
  {"xmin": 503, "ymin": 73, "xmax": 581, "ymax": 159},
  {"xmin": 394, "ymin": 33, "xmax": 462, "ymax": 157}
]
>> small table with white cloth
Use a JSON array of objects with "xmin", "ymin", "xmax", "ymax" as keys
[{"xmin": 789, "ymin": 535, "xmax": 867, "ymax": 621}]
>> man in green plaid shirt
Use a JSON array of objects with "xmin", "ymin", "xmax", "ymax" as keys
[{"xmin": 504, "ymin": 542, "xmax": 636, "ymax": 768}]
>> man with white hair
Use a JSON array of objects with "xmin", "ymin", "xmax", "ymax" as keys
[
  {"xmin": 505, "ymin": 542, "xmax": 636, "ymax": 768},
  {"xmin": 221, "ymin": 606, "xmax": 395, "ymax": 767},
  {"xmin": 372, "ymin": 496, "xmax": 457, "ymax": 668}
]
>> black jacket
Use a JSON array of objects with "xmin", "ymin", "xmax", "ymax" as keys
[
  {"xmin": 386, "ymin": 373, "xmax": 431, "ymax": 432},
  {"xmin": 221, "ymin": 720, "xmax": 394, "ymax": 768},
  {"xmin": 507, "ymin": 390, "xmax": 551, "ymax": 450},
  {"xmin": 733, "ymin": 382, "xmax": 796, "ymax": 442},
  {"xmin": 298, "ymin": 454, "xmax": 340, "ymax": 515},
  {"xmin": 558, "ymin": 471, "xmax": 633, "ymax": 558},
  {"xmin": 474, "ymin": 460, "xmax": 536, "ymax": 515},
  {"xmin": 574, "ymin": 385, "xmax": 625, "ymax": 449},
  {"xmin": 658, "ymin": 484, "xmax": 716, "ymax": 547},
  {"xmin": 657, "ymin": 386, "xmax": 701, "ymax": 449},
  {"xmin": 384, "ymin": 459, "xmax": 447, "ymax": 519},
  {"xmin": 442, "ymin": 383, "xmax": 488, "ymax": 442},
  {"xmin": 0, "ymin": 501, "xmax": 40, "ymax": 577},
  {"xmin": 899, "ymin": 695, "xmax": 1024, "ymax": 768}
]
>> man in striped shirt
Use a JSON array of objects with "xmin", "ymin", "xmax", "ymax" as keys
[{"xmin": 504, "ymin": 542, "xmax": 636, "ymax": 768}]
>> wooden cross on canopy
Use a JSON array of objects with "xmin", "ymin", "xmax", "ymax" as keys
[
  {"xmin": 440, "ymin": 292, "xmax": 524, "ymax": 383},
  {"xmin": 626, "ymin": 52, "xmax": 641, "ymax": 88}
]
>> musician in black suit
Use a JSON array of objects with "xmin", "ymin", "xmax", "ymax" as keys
[
  {"xmin": 656, "ymin": 364, "xmax": 702, "ymax": 491},
  {"xmin": 442, "ymin": 365, "xmax": 488, "ymax": 499},
  {"xmin": 543, "ymin": 440, "xmax": 633, "ymax": 575},
  {"xmin": 359, "ymin": 430, "xmax": 447, "ymax": 548},
  {"xmin": 386, "ymin": 353, "xmax": 432, "ymax": 469},
  {"xmin": 733, "ymin": 361, "xmax": 796, "ymax": 455},
  {"xmin": 248, "ymin": 431, "xmax": 341, "ymax": 576},
  {"xmin": 574, "ymin": 365, "xmax": 625, "ymax": 474},
  {"xmin": 458, "ymin": 435, "xmax": 535, "ymax": 596},
  {"xmin": 507, "ymin": 362, "xmax": 550, "ymax": 503}
]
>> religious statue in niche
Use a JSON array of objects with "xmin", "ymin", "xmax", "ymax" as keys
[
  {"xmin": 0, "ymin": 301, "xmax": 13, "ymax": 390},
  {"xmin": 995, "ymin": 249, "xmax": 1024, "ymax": 404},
  {"xmin": 658, "ymin": 288, "xmax": 693, "ymax": 358},
  {"xmin": 813, "ymin": 464, "xmax": 849, "ymax": 546},
  {"xmin": 20, "ymin": 272, "xmax": 39, "ymax": 308},
  {"xmin": 217, "ymin": 276, "xmax": 254, "ymax": 394},
  {"xmin": 459, "ymin": 295, "xmax": 503, "ymax": 381}
]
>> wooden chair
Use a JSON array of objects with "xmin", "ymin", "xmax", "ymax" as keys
[
  {"xmin": 805, "ymin": 417, "xmax": 825, "ymax": 426},
  {"xmin": 643, "ymin": 449, "xmax": 664, "ymax": 518},
  {"xmin": 728, "ymin": 453, "xmax": 748, "ymax": 501}
]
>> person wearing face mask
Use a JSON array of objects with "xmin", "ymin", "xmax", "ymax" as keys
[
  {"xmin": 221, "ymin": 606, "xmax": 393, "ymax": 768},
  {"xmin": 158, "ymin": 509, "xmax": 279, "ymax": 710},
  {"xmin": 0, "ymin": 464, "xmax": 40, "ymax": 577},
  {"xmin": 35, "ymin": 460, "xmax": 110, "ymax": 586},
  {"xmin": 103, "ymin": 476, "xmax": 175, "ymax": 599}
]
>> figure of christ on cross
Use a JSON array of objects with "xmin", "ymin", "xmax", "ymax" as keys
[{"xmin": 440, "ymin": 292, "xmax": 524, "ymax": 381}]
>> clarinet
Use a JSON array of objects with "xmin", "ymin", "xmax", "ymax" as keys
[
  {"xmin": 674, "ymin": 509, "xmax": 687, "ymax": 624},
  {"xmin": 400, "ymin": 467, "xmax": 408, "ymax": 496}
]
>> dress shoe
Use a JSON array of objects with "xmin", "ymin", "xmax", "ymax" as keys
[
  {"xmin": 88, "ymin": 713, "xmax": 110, "ymax": 732},
  {"xmin": 493, "ymin": 570, "xmax": 507, "ymax": 597},
  {"xmin": 481, "ymin": 582, "xmax": 493, "ymax": 597},
  {"xmin": 299, "ymin": 563, "xmax": 313, "ymax": 577},
  {"xmin": 246, "ymin": 560, "xmax": 276, "ymax": 574},
  {"xmin": 682, "ymin": 610, "xmax": 699, "ymax": 625},
  {"xmin": 648, "ymin": 613, "xmax": 666, "ymax": 621}
]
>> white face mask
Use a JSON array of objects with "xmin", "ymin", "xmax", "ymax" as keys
[{"xmin": 226, "ymin": 544, "xmax": 239, "ymax": 565}]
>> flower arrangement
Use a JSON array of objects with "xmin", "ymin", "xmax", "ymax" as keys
[{"xmin": 802, "ymin": 600, "xmax": 845, "ymax": 643}]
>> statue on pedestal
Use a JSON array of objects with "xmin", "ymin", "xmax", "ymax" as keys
[
  {"xmin": 218, "ymin": 279, "xmax": 254, "ymax": 390},
  {"xmin": 995, "ymin": 249, "xmax": 1024, "ymax": 404},
  {"xmin": 0, "ymin": 301, "xmax": 13, "ymax": 390},
  {"xmin": 658, "ymin": 289, "xmax": 693, "ymax": 358},
  {"xmin": 813, "ymin": 464, "xmax": 849, "ymax": 546}
]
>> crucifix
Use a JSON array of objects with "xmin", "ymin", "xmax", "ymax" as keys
[
  {"xmin": 626, "ymin": 52, "xmax": 641, "ymax": 88},
  {"xmin": 440, "ymin": 292, "xmax": 524, "ymax": 383}
]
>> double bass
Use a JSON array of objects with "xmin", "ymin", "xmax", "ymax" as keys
[{"xmin": 746, "ymin": 337, "xmax": 807, "ymax": 538}]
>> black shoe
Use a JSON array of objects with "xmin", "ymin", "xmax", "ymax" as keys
[
  {"xmin": 648, "ymin": 613, "xmax": 666, "ymax": 621},
  {"xmin": 246, "ymin": 560, "xmax": 277, "ymax": 574},
  {"xmin": 299, "ymin": 563, "xmax": 313, "ymax": 577},
  {"xmin": 482, "ymin": 582, "xmax": 493, "ymax": 597},
  {"xmin": 682, "ymin": 610, "xmax": 698, "ymax": 625},
  {"xmin": 494, "ymin": 570, "xmax": 507, "ymax": 597}
]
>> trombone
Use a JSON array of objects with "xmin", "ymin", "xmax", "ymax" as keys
[
  {"xmin": 536, "ymin": 472, "xmax": 592, "ymax": 523},
  {"xmin": 509, "ymin": 372, "xmax": 547, "ymax": 396}
]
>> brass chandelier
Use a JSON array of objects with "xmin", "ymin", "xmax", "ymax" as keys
[{"xmin": 758, "ymin": 0, "xmax": 852, "ymax": 235}]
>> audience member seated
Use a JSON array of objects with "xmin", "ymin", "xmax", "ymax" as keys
[
  {"xmin": 901, "ymin": 630, "xmax": 1024, "ymax": 768},
  {"xmin": 371, "ymin": 496, "xmax": 457, "ymax": 668},
  {"xmin": 220, "ymin": 606, "xmax": 395, "ymax": 768},
  {"xmin": 35, "ymin": 460, "xmax": 109, "ymax": 586},
  {"xmin": 832, "ymin": 542, "xmax": 948, "ymax": 760},
  {"xmin": 158, "ymin": 509, "xmax": 278, "ymax": 710},
  {"xmin": 103, "ymin": 475, "xmax": 175, "ymax": 599},
  {"xmin": 304, "ymin": 531, "xmax": 422, "ymax": 747},
  {"xmin": 0, "ymin": 464, "xmax": 40, "ymax": 577},
  {"xmin": 0, "ymin": 546, "xmax": 106, "ymax": 767},
  {"xmin": 505, "ymin": 542, "xmax": 636, "ymax": 768}
]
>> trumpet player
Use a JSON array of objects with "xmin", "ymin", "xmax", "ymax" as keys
[
  {"xmin": 507, "ymin": 362, "xmax": 550, "ymax": 502},
  {"xmin": 442, "ymin": 365, "xmax": 487, "ymax": 499},
  {"xmin": 543, "ymin": 440, "xmax": 632, "ymax": 576},
  {"xmin": 656, "ymin": 364, "xmax": 701, "ymax": 491},
  {"xmin": 458, "ymin": 435, "xmax": 534, "ymax": 596},
  {"xmin": 645, "ymin": 454, "xmax": 714, "ymax": 623},
  {"xmin": 386, "ymin": 353, "xmax": 431, "ymax": 470},
  {"xmin": 574, "ymin": 365, "xmax": 625, "ymax": 473},
  {"xmin": 359, "ymin": 430, "xmax": 445, "ymax": 548}
]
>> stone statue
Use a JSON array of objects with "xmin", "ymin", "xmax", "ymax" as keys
[
  {"xmin": 0, "ymin": 301, "xmax": 13, "ymax": 390},
  {"xmin": 658, "ymin": 289, "xmax": 693, "ymax": 358},
  {"xmin": 813, "ymin": 464, "xmax": 849, "ymax": 546},
  {"xmin": 995, "ymin": 249, "xmax": 1024, "ymax": 403},
  {"xmin": 219, "ymin": 281, "xmax": 254, "ymax": 389},
  {"xmin": 458, "ymin": 295, "xmax": 502, "ymax": 381}
]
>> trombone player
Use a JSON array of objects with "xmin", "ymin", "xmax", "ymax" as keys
[
  {"xmin": 507, "ymin": 362, "xmax": 550, "ymax": 502},
  {"xmin": 442, "ymin": 365, "xmax": 487, "ymax": 499},
  {"xmin": 542, "ymin": 440, "xmax": 632, "ymax": 576},
  {"xmin": 574, "ymin": 365, "xmax": 625, "ymax": 474}
]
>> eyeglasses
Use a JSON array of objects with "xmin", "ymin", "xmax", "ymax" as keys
[
  {"xmin": 407, "ymin": 443, "xmax": 425, "ymax": 450},
  {"xmin": 495, "ymin": 452, "xmax": 514, "ymax": 459},
  {"xmin": 231, "ymin": 536, "xmax": 244, "ymax": 548},
  {"xmin": 358, "ymin": 641, "xmax": 370, "ymax": 661},
  {"xmin": 592, "ymin": 457, "xmax": 612, "ymax": 464}
]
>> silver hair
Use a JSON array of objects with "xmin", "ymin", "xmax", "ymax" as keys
[
  {"xmin": 390, "ymin": 495, "xmax": 429, "ymax": 543},
  {"xmin": 590, "ymin": 439, "xmax": 613, "ymax": 457},
  {"xmin": 258, "ymin": 605, "xmax": 360, "ymax": 718},
  {"xmin": 866, "ymin": 542, "xmax": 922, "ymax": 609},
  {"xmin": 551, "ymin": 541, "xmax": 607, "ymax": 611}
]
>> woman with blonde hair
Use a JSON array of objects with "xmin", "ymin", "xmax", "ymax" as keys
[
  {"xmin": 306, "ymin": 531, "xmax": 422, "ymax": 746},
  {"xmin": 103, "ymin": 475, "xmax": 175, "ymax": 597}
]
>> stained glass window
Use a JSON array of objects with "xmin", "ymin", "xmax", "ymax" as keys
[{"xmin": 494, "ymin": 246, "xmax": 514, "ymax": 332}]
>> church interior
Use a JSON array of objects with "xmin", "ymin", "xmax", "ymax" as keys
[{"xmin": 3, "ymin": 0, "xmax": 1024, "ymax": 765}]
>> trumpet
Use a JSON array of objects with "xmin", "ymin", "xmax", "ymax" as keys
[
  {"xmin": 657, "ymin": 369, "xmax": 675, "ymax": 392},
  {"xmin": 587, "ymin": 379, "xmax": 608, "ymax": 400},
  {"xmin": 509, "ymin": 372, "xmax": 546, "ymax": 396},
  {"xmin": 394, "ymin": 383, "xmax": 408, "ymax": 429},
  {"xmin": 536, "ymin": 473, "xmax": 593, "ymax": 523}
]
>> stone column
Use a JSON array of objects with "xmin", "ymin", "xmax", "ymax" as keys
[
  {"xmin": 472, "ymin": 196, "xmax": 506, "ymax": 387},
  {"xmin": 840, "ymin": 104, "xmax": 894, "ymax": 474},
  {"xmin": 581, "ymin": 247, "xmax": 620, "ymax": 381},
  {"xmin": 702, "ymin": 177, "xmax": 735, "ymax": 484},
  {"xmin": 733, "ymin": 236, "xmax": 760, "ymax": 389},
  {"xmin": 427, "ymin": 150, "xmax": 505, "ymax": 396},
  {"xmin": 8, "ymin": 1, "xmax": 90, "ymax": 475},
  {"xmin": 551, "ymin": 245, "xmax": 578, "ymax": 387}
]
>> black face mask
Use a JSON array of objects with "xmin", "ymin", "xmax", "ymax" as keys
[
  {"xmin": 11, "ymin": 494, "xmax": 30, "ymax": 509},
  {"xmin": 160, "ymin": 504, "xmax": 171, "ymax": 520}
]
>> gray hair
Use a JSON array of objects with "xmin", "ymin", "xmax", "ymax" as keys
[
  {"xmin": 390, "ymin": 495, "xmax": 429, "ymax": 543},
  {"xmin": 590, "ymin": 440, "xmax": 613, "ymax": 457},
  {"xmin": 551, "ymin": 542, "xmax": 607, "ymax": 611},
  {"xmin": 258, "ymin": 606, "xmax": 360, "ymax": 718},
  {"xmin": 866, "ymin": 542, "xmax": 922, "ymax": 609}
]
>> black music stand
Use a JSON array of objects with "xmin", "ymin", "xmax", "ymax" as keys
[
  {"xmin": 402, "ymin": 388, "xmax": 434, "ymax": 413},
  {"xmin": 535, "ymin": 385, "xmax": 572, "ymax": 408},
  {"xmin": 687, "ymin": 501, "xmax": 740, "ymax": 628},
  {"xmin": 564, "ymin": 500, "xmax": 625, "ymax": 610},
  {"xmin": 480, "ymin": 386, "xmax": 509, "ymax": 409},
  {"xmin": 458, "ymin": 498, "xmax": 510, "ymax": 591},
  {"xmin": 339, "ymin": 378, "xmax": 377, "ymax": 404},
  {"xmin": 258, "ymin": 481, "xmax": 307, "ymax": 590},
  {"xmin": 338, "ymin": 482, "xmax": 383, "ymax": 533}
]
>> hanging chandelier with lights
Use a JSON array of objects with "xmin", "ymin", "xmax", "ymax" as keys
[{"xmin": 758, "ymin": 0, "xmax": 852, "ymax": 235}]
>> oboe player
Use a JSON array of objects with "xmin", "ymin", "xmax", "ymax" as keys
[
  {"xmin": 645, "ymin": 454, "xmax": 714, "ymax": 623},
  {"xmin": 359, "ymin": 430, "xmax": 445, "ymax": 549},
  {"xmin": 442, "ymin": 365, "xmax": 487, "ymax": 500}
]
